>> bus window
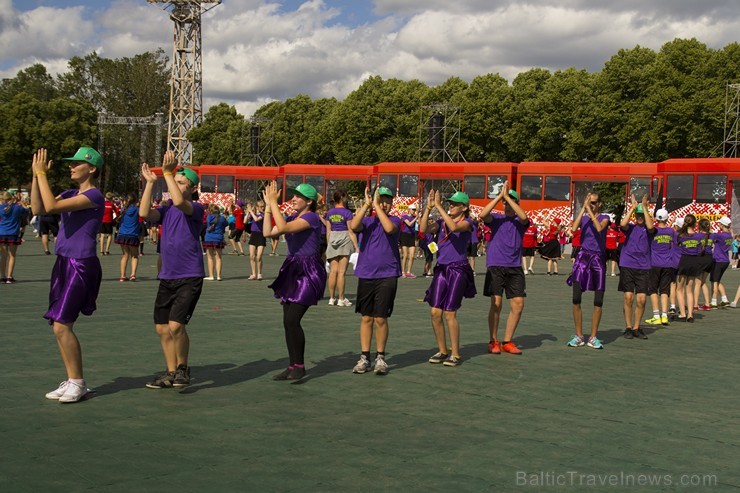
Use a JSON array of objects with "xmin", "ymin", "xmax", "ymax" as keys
[
  {"xmin": 399, "ymin": 175, "xmax": 419, "ymax": 197},
  {"xmin": 285, "ymin": 175, "xmax": 302, "ymax": 199},
  {"xmin": 629, "ymin": 177, "xmax": 651, "ymax": 201},
  {"xmin": 218, "ymin": 175, "xmax": 234, "ymax": 194},
  {"xmin": 200, "ymin": 175, "xmax": 216, "ymax": 193},
  {"xmin": 544, "ymin": 176, "xmax": 570, "ymax": 201},
  {"xmin": 424, "ymin": 179, "xmax": 461, "ymax": 199},
  {"xmin": 305, "ymin": 176, "xmax": 325, "ymax": 197},
  {"xmin": 487, "ymin": 175, "xmax": 506, "ymax": 198},
  {"xmin": 696, "ymin": 175, "xmax": 727, "ymax": 203},
  {"xmin": 379, "ymin": 175, "xmax": 398, "ymax": 194},
  {"xmin": 520, "ymin": 176, "xmax": 543, "ymax": 200},
  {"xmin": 236, "ymin": 179, "xmax": 273, "ymax": 203},
  {"xmin": 665, "ymin": 175, "xmax": 693, "ymax": 212},
  {"xmin": 326, "ymin": 179, "xmax": 367, "ymax": 206},
  {"xmin": 464, "ymin": 175, "xmax": 485, "ymax": 199}
]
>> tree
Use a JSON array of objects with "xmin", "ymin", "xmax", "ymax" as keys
[{"xmin": 188, "ymin": 103, "xmax": 246, "ymax": 164}]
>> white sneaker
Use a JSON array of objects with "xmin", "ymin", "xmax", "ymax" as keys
[
  {"xmin": 352, "ymin": 355, "xmax": 371, "ymax": 373},
  {"xmin": 374, "ymin": 357, "xmax": 389, "ymax": 375},
  {"xmin": 204, "ymin": 276, "xmax": 214, "ymax": 281},
  {"xmin": 328, "ymin": 298, "xmax": 336, "ymax": 306},
  {"xmin": 337, "ymin": 298, "xmax": 353, "ymax": 307},
  {"xmin": 45, "ymin": 381, "xmax": 69, "ymax": 400},
  {"xmin": 58, "ymin": 381, "xmax": 89, "ymax": 403}
]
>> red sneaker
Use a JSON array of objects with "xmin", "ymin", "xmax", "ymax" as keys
[
  {"xmin": 501, "ymin": 341, "xmax": 522, "ymax": 355},
  {"xmin": 487, "ymin": 340, "xmax": 501, "ymax": 354},
  {"xmin": 698, "ymin": 305, "xmax": 711, "ymax": 311}
]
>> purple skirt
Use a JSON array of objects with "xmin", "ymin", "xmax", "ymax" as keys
[
  {"xmin": 567, "ymin": 248, "xmax": 606, "ymax": 292},
  {"xmin": 115, "ymin": 234, "xmax": 140, "ymax": 246},
  {"xmin": 424, "ymin": 260, "xmax": 477, "ymax": 311},
  {"xmin": 44, "ymin": 256, "xmax": 102, "ymax": 325},
  {"xmin": 0, "ymin": 235, "xmax": 22, "ymax": 245},
  {"xmin": 269, "ymin": 255, "xmax": 327, "ymax": 306}
]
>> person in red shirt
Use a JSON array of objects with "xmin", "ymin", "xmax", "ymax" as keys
[
  {"xmin": 606, "ymin": 221, "xmax": 620, "ymax": 276},
  {"xmin": 229, "ymin": 200, "xmax": 246, "ymax": 256},
  {"xmin": 570, "ymin": 227, "xmax": 581, "ymax": 263},
  {"xmin": 99, "ymin": 192, "xmax": 119, "ymax": 255},
  {"xmin": 522, "ymin": 222, "xmax": 538, "ymax": 274},
  {"xmin": 540, "ymin": 218, "xmax": 562, "ymax": 275}
]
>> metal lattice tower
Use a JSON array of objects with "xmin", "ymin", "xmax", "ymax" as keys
[
  {"xmin": 248, "ymin": 116, "xmax": 279, "ymax": 166},
  {"xmin": 723, "ymin": 83, "xmax": 740, "ymax": 158},
  {"xmin": 418, "ymin": 103, "xmax": 465, "ymax": 162},
  {"xmin": 147, "ymin": 0, "xmax": 220, "ymax": 165}
]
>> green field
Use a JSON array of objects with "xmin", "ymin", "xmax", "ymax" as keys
[{"xmin": 1, "ymin": 237, "xmax": 738, "ymax": 492}]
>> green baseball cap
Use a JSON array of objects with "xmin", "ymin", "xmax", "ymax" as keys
[
  {"xmin": 62, "ymin": 147, "xmax": 103, "ymax": 168},
  {"xmin": 377, "ymin": 186, "xmax": 394, "ymax": 197},
  {"xmin": 289, "ymin": 183, "xmax": 318, "ymax": 201},
  {"xmin": 177, "ymin": 167, "xmax": 200, "ymax": 186},
  {"xmin": 635, "ymin": 204, "xmax": 644, "ymax": 214},
  {"xmin": 448, "ymin": 191, "xmax": 469, "ymax": 205},
  {"xmin": 508, "ymin": 189, "xmax": 520, "ymax": 202}
]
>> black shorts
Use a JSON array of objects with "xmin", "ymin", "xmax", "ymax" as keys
[
  {"xmin": 39, "ymin": 218, "xmax": 59, "ymax": 236},
  {"xmin": 710, "ymin": 262, "xmax": 730, "ymax": 283},
  {"xmin": 483, "ymin": 266, "xmax": 526, "ymax": 299},
  {"xmin": 399, "ymin": 233, "xmax": 416, "ymax": 248},
  {"xmin": 154, "ymin": 277, "xmax": 203, "ymax": 325},
  {"xmin": 466, "ymin": 242, "xmax": 478, "ymax": 257},
  {"xmin": 422, "ymin": 245, "xmax": 434, "ymax": 263},
  {"xmin": 618, "ymin": 267, "xmax": 650, "ymax": 294},
  {"xmin": 606, "ymin": 249, "xmax": 619, "ymax": 262},
  {"xmin": 99, "ymin": 223, "xmax": 114, "ymax": 235},
  {"xmin": 570, "ymin": 246, "xmax": 581, "ymax": 259},
  {"xmin": 678, "ymin": 255, "xmax": 703, "ymax": 277},
  {"xmin": 355, "ymin": 277, "xmax": 398, "ymax": 318},
  {"xmin": 229, "ymin": 228, "xmax": 244, "ymax": 241},
  {"xmin": 248, "ymin": 231, "xmax": 267, "ymax": 247},
  {"xmin": 648, "ymin": 267, "xmax": 675, "ymax": 295},
  {"xmin": 522, "ymin": 247, "xmax": 536, "ymax": 257},
  {"xmin": 699, "ymin": 255, "xmax": 713, "ymax": 274}
]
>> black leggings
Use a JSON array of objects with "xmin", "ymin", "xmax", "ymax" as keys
[
  {"xmin": 283, "ymin": 302, "xmax": 309, "ymax": 365},
  {"xmin": 572, "ymin": 283, "xmax": 605, "ymax": 307}
]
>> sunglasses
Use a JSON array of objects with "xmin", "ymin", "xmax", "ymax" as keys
[{"xmin": 589, "ymin": 201, "xmax": 598, "ymax": 206}]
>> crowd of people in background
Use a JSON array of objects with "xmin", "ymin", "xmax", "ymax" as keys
[{"xmin": 4, "ymin": 147, "xmax": 740, "ymax": 403}]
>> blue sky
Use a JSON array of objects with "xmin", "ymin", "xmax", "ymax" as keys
[{"xmin": 3, "ymin": 0, "xmax": 740, "ymax": 117}]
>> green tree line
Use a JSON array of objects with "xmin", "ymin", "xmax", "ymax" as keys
[{"xmin": 2, "ymin": 38, "xmax": 739, "ymax": 194}]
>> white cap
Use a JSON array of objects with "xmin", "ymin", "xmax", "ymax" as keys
[
  {"xmin": 655, "ymin": 209, "xmax": 669, "ymax": 221},
  {"xmin": 719, "ymin": 216, "xmax": 732, "ymax": 227},
  {"xmin": 675, "ymin": 217, "xmax": 685, "ymax": 228},
  {"xmin": 408, "ymin": 204, "xmax": 417, "ymax": 210}
]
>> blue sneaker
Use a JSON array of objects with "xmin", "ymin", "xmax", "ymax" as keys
[
  {"xmin": 586, "ymin": 336, "xmax": 604, "ymax": 349},
  {"xmin": 567, "ymin": 335, "xmax": 586, "ymax": 347}
]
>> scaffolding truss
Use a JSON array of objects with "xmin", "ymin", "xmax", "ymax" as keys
[
  {"xmin": 147, "ymin": 0, "xmax": 221, "ymax": 165},
  {"xmin": 418, "ymin": 103, "xmax": 465, "ymax": 162},
  {"xmin": 723, "ymin": 83, "xmax": 740, "ymax": 158},
  {"xmin": 97, "ymin": 112, "xmax": 164, "ymax": 192},
  {"xmin": 249, "ymin": 116, "xmax": 279, "ymax": 166}
]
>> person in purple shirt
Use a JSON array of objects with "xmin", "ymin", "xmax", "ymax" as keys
[
  {"xmin": 479, "ymin": 183, "xmax": 529, "ymax": 355},
  {"xmin": 618, "ymin": 195, "xmax": 654, "ymax": 340},
  {"xmin": 0, "ymin": 191, "xmax": 28, "ymax": 283},
  {"xmin": 246, "ymin": 200, "xmax": 267, "ymax": 280},
  {"xmin": 400, "ymin": 205, "xmax": 418, "ymax": 278},
  {"xmin": 349, "ymin": 186, "xmax": 401, "ymax": 375},
  {"xmin": 566, "ymin": 192, "xmax": 610, "ymax": 349},
  {"xmin": 710, "ymin": 216, "xmax": 733, "ymax": 307},
  {"xmin": 140, "ymin": 151, "xmax": 205, "ymax": 389},
  {"xmin": 693, "ymin": 218, "xmax": 714, "ymax": 311},
  {"xmin": 420, "ymin": 190, "xmax": 476, "ymax": 367},
  {"xmin": 263, "ymin": 181, "xmax": 326, "ymax": 381},
  {"xmin": 675, "ymin": 214, "xmax": 703, "ymax": 322},
  {"xmin": 326, "ymin": 189, "xmax": 358, "ymax": 307},
  {"xmin": 32, "ymin": 146, "xmax": 104, "ymax": 404},
  {"xmin": 644, "ymin": 209, "xmax": 677, "ymax": 327}
]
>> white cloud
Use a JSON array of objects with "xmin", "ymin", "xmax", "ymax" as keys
[{"xmin": 2, "ymin": 0, "xmax": 740, "ymax": 115}]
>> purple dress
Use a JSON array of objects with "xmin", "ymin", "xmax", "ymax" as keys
[
  {"xmin": 269, "ymin": 212, "xmax": 327, "ymax": 306},
  {"xmin": 424, "ymin": 218, "xmax": 477, "ymax": 311},
  {"xmin": 44, "ymin": 188, "xmax": 104, "ymax": 325},
  {"xmin": 567, "ymin": 214, "xmax": 609, "ymax": 292}
]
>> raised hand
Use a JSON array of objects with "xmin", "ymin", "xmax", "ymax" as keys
[
  {"xmin": 161, "ymin": 150, "xmax": 177, "ymax": 173},
  {"xmin": 364, "ymin": 187, "xmax": 372, "ymax": 205},
  {"xmin": 265, "ymin": 180, "xmax": 280, "ymax": 202},
  {"xmin": 32, "ymin": 148, "xmax": 52, "ymax": 174},
  {"xmin": 141, "ymin": 162, "xmax": 158, "ymax": 183}
]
